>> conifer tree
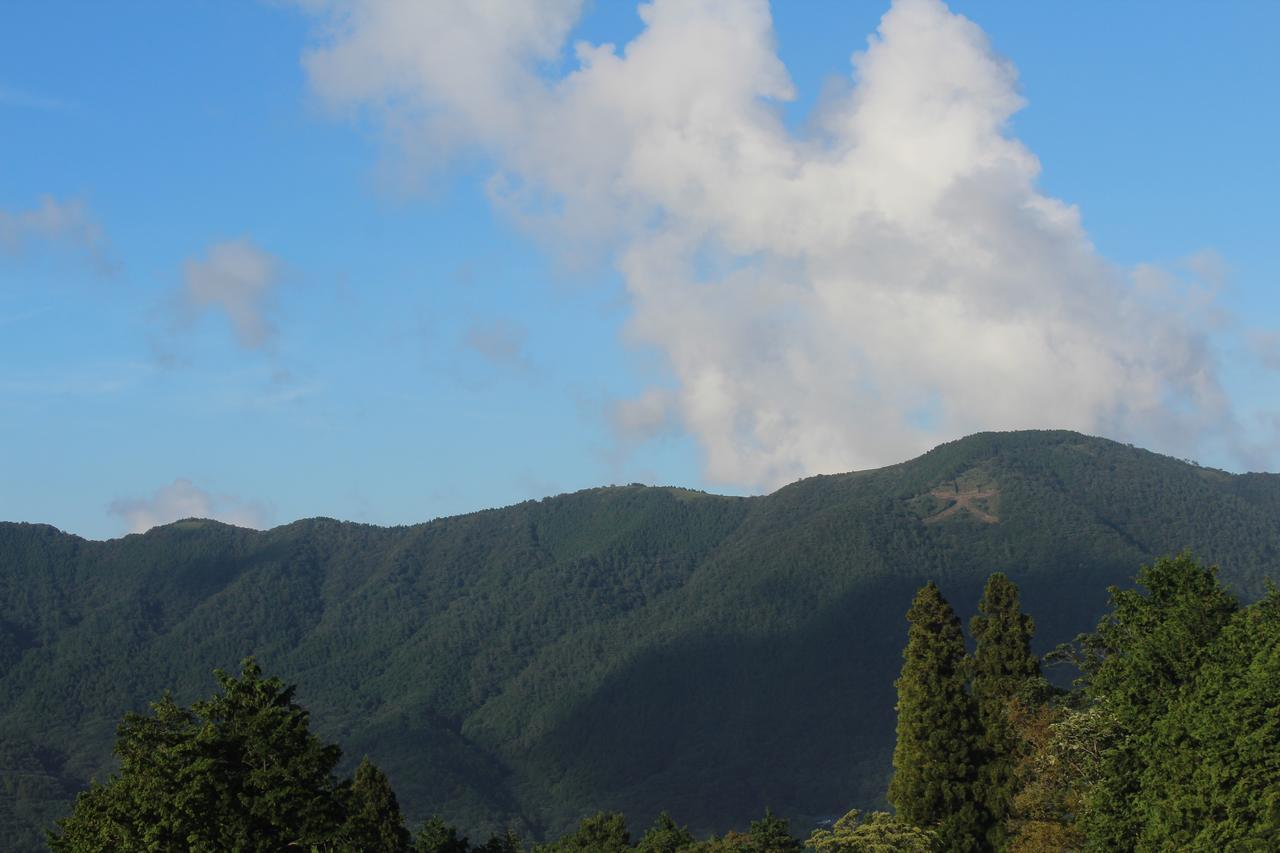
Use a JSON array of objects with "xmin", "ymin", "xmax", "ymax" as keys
[
  {"xmin": 415, "ymin": 816, "xmax": 471, "ymax": 853},
  {"xmin": 970, "ymin": 572, "xmax": 1040, "ymax": 849},
  {"xmin": 343, "ymin": 756, "xmax": 412, "ymax": 851},
  {"xmin": 888, "ymin": 582, "xmax": 987, "ymax": 852},
  {"xmin": 636, "ymin": 811, "xmax": 695, "ymax": 852}
]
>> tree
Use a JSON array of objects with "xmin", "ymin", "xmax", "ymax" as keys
[
  {"xmin": 1075, "ymin": 554, "xmax": 1237, "ymax": 849},
  {"xmin": 534, "ymin": 811, "xmax": 630, "ymax": 852},
  {"xmin": 343, "ymin": 757, "xmax": 412, "ymax": 851},
  {"xmin": 50, "ymin": 658, "xmax": 348, "ymax": 851},
  {"xmin": 416, "ymin": 815, "xmax": 472, "ymax": 853},
  {"xmin": 1135, "ymin": 589, "xmax": 1280, "ymax": 849},
  {"xmin": 475, "ymin": 828, "xmax": 523, "ymax": 852},
  {"xmin": 887, "ymin": 582, "xmax": 987, "ymax": 852},
  {"xmin": 745, "ymin": 808, "xmax": 802, "ymax": 852},
  {"xmin": 636, "ymin": 811, "xmax": 695, "ymax": 852},
  {"xmin": 969, "ymin": 572, "xmax": 1041, "ymax": 848},
  {"xmin": 1004, "ymin": 700, "xmax": 1107, "ymax": 852},
  {"xmin": 806, "ymin": 809, "xmax": 942, "ymax": 852}
]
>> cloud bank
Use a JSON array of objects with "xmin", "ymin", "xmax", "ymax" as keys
[
  {"xmin": 108, "ymin": 479, "xmax": 270, "ymax": 535},
  {"xmin": 302, "ymin": 0, "xmax": 1250, "ymax": 488}
]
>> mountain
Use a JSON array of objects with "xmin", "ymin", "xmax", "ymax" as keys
[{"xmin": 3, "ymin": 429, "xmax": 1279, "ymax": 849}]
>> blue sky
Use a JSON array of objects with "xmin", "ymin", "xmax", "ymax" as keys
[{"xmin": 2, "ymin": 0, "xmax": 1278, "ymax": 539}]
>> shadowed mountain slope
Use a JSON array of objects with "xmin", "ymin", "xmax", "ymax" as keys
[{"xmin": 2, "ymin": 430, "xmax": 1278, "ymax": 849}]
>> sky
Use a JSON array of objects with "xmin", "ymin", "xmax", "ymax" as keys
[{"xmin": 2, "ymin": 0, "xmax": 1278, "ymax": 540}]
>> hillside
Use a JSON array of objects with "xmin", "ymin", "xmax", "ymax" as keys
[{"xmin": 3, "ymin": 430, "xmax": 1279, "ymax": 849}]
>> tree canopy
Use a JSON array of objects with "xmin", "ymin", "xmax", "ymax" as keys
[{"xmin": 49, "ymin": 659, "xmax": 409, "ymax": 852}]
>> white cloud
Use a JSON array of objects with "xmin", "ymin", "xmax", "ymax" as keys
[
  {"xmin": 302, "ymin": 0, "xmax": 1258, "ymax": 488},
  {"xmin": 108, "ymin": 479, "xmax": 270, "ymax": 535},
  {"xmin": 0, "ymin": 195, "xmax": 112, "ymax": 272},
  {"xmin": 181, "ymin": 239, "xmax": 282, "ymax": 349}
]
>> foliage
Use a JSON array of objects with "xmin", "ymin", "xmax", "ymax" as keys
[
  {"xmin": 415, "ymin": 815, "xmax": 471, "ymax": 852},
  {"xmin": 1074, "ymin": 553, "xmax": 1238, "ymax": 848},
  {"xmin": 47, "ymin": 659, "xmax": 417, "ymax": 851},
  {"xmin": 888, "ymin": 582, "xmax": 987, "ymax": 851},
  {"xmin": 344, "ymin": 757, "xmax": 412, "ymax": 851},
  {"xmin": 1004, "ymin": 700, "xmax": 1105, "ymax": 851},
  {"xmin": 635, "ymin": 811, "xmax": 695, "ymax": 852},
  {"xmin": 473, "ymin": 828, "xmax": 523, "ymax": 852},
  {"xmin": 4, "ymin": 431, "xmax": 1280, "ymax": 848},
  {"xmin": 532, "ymin": 810, "xmax": 630, "ymax": 852},
  {"xmin": 805, "ymin": 809, "xmax": 941, "ymax": 852},
  {"xmin": 969, "ymin": 572, "xmax": 1040, "ymax": 849}
]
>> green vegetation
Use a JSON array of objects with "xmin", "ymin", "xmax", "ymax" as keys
[
  {"xmin": 4, "ymin": 430, "xmax": 1280, "ymax": 849},
  {"xmin": 892, "ymin": 555, "xmax": 1280, "ymax": 849},
  {"xmin": 968, "ymin": 573, "xmax": 1040, "ymax": 849},
  {"xmin": 887, "ymin": 583, "xmax": 985, "ymax": 850},
  {"xmin": 43, "ymin": 553, "xmax": 1280, "ymax": 848},
  {"xmin": 49, "ymin": 660, "xmax": 404, "ymax": 851}
]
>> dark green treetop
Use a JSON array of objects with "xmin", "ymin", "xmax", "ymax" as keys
[
  {"xmin": 969, "ymin": 572, "xmax": 1041, "ymax": 849},
  {"xmin": 49, "ymin": 658, "xmax": 348, "ymax": 851},
  {"xmin": 415, "ymin": 815, "xmax": 471, "ymax": 853},
  {"xmin": 474, "ymin": 827, "xmax": 523, "ymax": 852},
  {"xmin": 1075, "ymin": 553, "xmax": 1238, "ymax": 848},
  {"xmin": 636, "ymin": 811, "xmax": 696, "ymax": 852},
  {"xmin": 48, "ymin": 659, "xmax": 416, "ymax": 852},
  {"xmin": 745, "ymin": 808, "xmax": 803, "ymax": 852},
  {"xmin": 887, "ymin": 582, "xmax": 987, "ymax": 852},
  {"xmin": 343, "ymin": 756, "xmax": 412, "ymax": 851},
  {"xmin": 532, "ymin": 810, "xmax": 630, "ymax": 852}
]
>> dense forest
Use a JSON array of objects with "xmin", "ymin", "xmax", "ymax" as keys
[
  {"xmin": 47, "ymin": 554, "xmax": 1280, "ymax": 849},
  {"xmin": 4, "ymin": 430, "xmax": 1280, "ymax": 849}
]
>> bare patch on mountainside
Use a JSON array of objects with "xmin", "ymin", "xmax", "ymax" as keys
[{"xmin": 914, "ymin": 469, "xmax": 1001, "ymax": 524}]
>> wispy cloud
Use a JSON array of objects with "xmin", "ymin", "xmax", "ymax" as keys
[
  {"xmin": 0, "ymin": 195, "xmax": 113, "ymax": 273},
  {"xmin": 0, "ymin": 360, "xmax": 152, "ymax": 397},
  {"xmin": 302, "ymin": 0, "xmax": 1265, "ymax": 486},
  {"xmin": 178, "ymin": 238, "xmax": 282, "ymax": 350},
  {"xmin": 462, "ymin": 318, "xmax": 530, "ymax": 370},
  {"xmin": 108, "ymin": 479, "xmax": 271, "ymax": 535},
  {"xmin": 0, "ymin": 82, "xmax": 72, "ymax": 112}
]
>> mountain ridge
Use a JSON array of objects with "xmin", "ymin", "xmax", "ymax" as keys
[{"xmin": 3, "ymin": 429, "xmax": 1278, "ymax": 849}]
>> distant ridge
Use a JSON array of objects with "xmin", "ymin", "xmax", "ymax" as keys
[{"xmin": 2, "ymin": 430, "xmax": 1278, "ymax": 849}]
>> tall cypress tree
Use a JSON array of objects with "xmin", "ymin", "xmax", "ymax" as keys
[
  {"xmin": 888, "ymin": 582, "xmax": 987, "ymax": 852},
  {"xmin": 342, "ymin": 757, "xmax": 412, "ymax": 851},
  {"xmin": 970, "ymin": 572, "xmax": 1040, "ymax": 850}
]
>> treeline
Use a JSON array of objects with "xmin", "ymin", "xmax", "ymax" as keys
[
  {"xmin": 887, "ymin": 552, "xmax": 1280, "ymax": 850},
  {"xmin": 48, "ymin": 553, "xmax": 1280, "ymax": 850}
]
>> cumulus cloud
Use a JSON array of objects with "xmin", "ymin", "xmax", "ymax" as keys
[
  {"xmin": 108, "ymin": 479, "xmax": 270, "ymax": 535},
  {"xmin": 0, "ymin": 195, "xmax": 112, "ymax": 272},
  {"xmin": 181, "ymin": 239, "xmax": 281, "ymax": 349},
  {"xmin": 302, "ymin": 0, "xmax": 1257, "ymax": 488}
]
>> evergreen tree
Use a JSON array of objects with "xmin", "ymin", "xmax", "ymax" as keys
[
  {"xmin": 1076, "ymin": 554, "xmax": 1237, "ymax": 849},
  {"xmin": 416, "ymin": 816, "xmax": 472, "ymax": 853},
  {"xmin": 636, "ymin": 811, "xmax": 695, "ymax": 852},
  {"xmin": 746, "ymin": 808, "xmax": 802, "ymax": 851},
  {"xmin": 49, "ymin": 659, "xmax": 346, "ymax": 851},
  {"xmin": 534, "ymin": 811, "xmax": 630, "ymax": 852},
  {"xmin": 342, "ymin": 757, "xmax": 412, "ymax": 851},
  {"xmin": 1135, "ymin": 588, "xmax": 1280, "ymax": 849},
  {"xmin": 888, "ymin": 582, "xmax": 987, "ymax": 852},
  {"xmin": 475, "ymin": 828, "xmax": 523, "ymax": 853},
  {"xmin": 969, "ymin": 572, "xmax": 1040, "ymax": 849}
]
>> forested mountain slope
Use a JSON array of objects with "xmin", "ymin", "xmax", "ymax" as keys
[{"xmin": 3, "ymin": 430, "xmax": 1279, "ymax": 849}]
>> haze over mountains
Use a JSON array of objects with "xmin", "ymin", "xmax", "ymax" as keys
[{"xmin": 3, "ymin": 429, "xmax": 1279, "ymax": 850}]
